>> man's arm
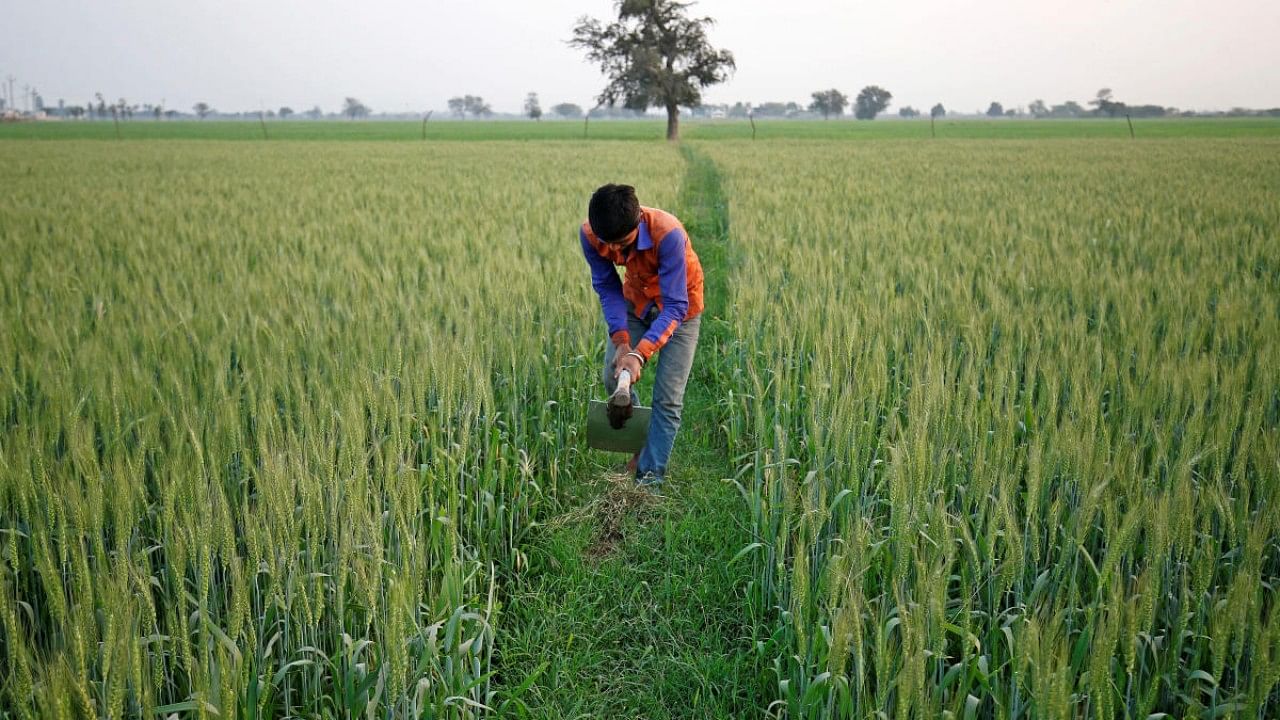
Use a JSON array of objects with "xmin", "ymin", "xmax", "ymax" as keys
[
  {"xmin": 580, "ymin": 228, "xmax": 631, "ymax": 347},
  {"xmin": 634, "ymin": 227, "xmax": 690, "ymax": 362}
]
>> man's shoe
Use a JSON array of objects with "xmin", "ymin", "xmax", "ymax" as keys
[{"xmin": 635, "ymin": 471, "xmax": 663, "ymax": 491}]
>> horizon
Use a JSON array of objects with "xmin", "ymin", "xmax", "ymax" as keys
[{"xmin": 3, "ymin": 0, "xmax": 1278, "ymax": 116}]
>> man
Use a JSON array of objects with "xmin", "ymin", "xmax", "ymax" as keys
[{"xmin": 580, "ymin": 183, "xmax": 704, "ymax": 488}]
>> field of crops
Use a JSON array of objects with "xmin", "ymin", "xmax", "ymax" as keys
[
  {"xmin": 2, "ymin": 128, "xmax": 1278, "ymax": 719},
  {"xmin": 706, "ymin": 138, "xmax": 1280, "ymax": 718},
  {"xmin": 0, "ymin": 140, "xmax": 680, "ymax": 717}
]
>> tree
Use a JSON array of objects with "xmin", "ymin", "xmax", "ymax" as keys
[
  {"xmin": 551, "ymin": 102, "xmax": 584, "ymax": 118},
  {"xmin": 193, "ymin": 102, "xmax": 212, "ymax": 119},
  {"xmin": 753, "ymin": 101, "xmax": 794, "ymax": 118},
  {"xmin": 854, "ymin": 85, "xmax": 892, "ymax": 120},
  {"xmin": 1128, "ymin": 104, "xmax": 1167, "ymax": 118},
  {"xmin": 343, "ymin": 97, "xmax": 370, "ymax": 119},
  {"xmin": 1028, "ymin": 99, "xmax": 1048, "ymax": 117},
  {"xmin": 278, "ymin": 106, "xmax": 294, "ymax": 119},
  {"xmin": 808, "ymin": 89, "xmax": 848, "ymax": 120},
  {"xmin": 898, "ymin": 106, "xmax": 920, "ymax": 118},
  {"xmin": 524, "ymin": 92, "xmax": 543, "ymax": 121},
  {"xmin": 570, "ymin": 0, "xmax": 735, "ymax": 141},
  {"xmin": 986, "ymin": 101, "xmax": 1004, "ymax": 117},
  {"xmin": 930, "ymin": 103, "xmax": 946, "ymax": 118},
  {"xmin": 1051, "ymin": 101, "xmax": 1083, "ymax": 118},
  {"xmin": 1090, "ymin": 88, "xmax": 1126, "ymax": 117},
  {"xmin": 449, "ymin": 95, "xmax": 490, "ymax": 118},
  {"xmin": 305, "ymin": 105, "xmax": 323, "ymax": 119},
  {"xmin": 466, "ymin": 95, "xmax": 490, "ymax": 117}
]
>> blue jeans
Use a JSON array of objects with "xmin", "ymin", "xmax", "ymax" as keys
[{"xmin": 602, "ymin": 308, "xmax": 701, "ymax": 484}]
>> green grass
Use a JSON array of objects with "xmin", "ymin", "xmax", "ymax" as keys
[
  {"xmin": 688, "ymin": 116, "xmax": 1280, "ymax": 140},
  {"xmin": 0, "ymin": 119, "xmax": 668, "ymax": 142},
  {"xmin": 2, "ymin": 117, "xmax": 1277, "ymax": 142},
  {"xmin": 491, "ymin": 454, "xmax": 768, "ymax": 718},
  {"xmin": 490, "ymin": 145, "xmax": 772, "ymax": 718}
]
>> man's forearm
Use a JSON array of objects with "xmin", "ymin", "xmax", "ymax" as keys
[{"xmin": 635, "ymin": 301, "xmax": 687, "ymax": 361}]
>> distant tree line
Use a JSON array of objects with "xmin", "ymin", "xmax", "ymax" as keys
[
  {"xmin": 8, "ymin": 81, "xmax": 1279, "ymax": 124},
  {"xmin": 982, "ymin": 89, "xmax": 1225, "ymax": 119},
  {"xmin": 447, "ymin": 95, "xmax": 491, "ymax": 118}
]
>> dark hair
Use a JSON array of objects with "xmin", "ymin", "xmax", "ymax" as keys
[{"xmin": 588, "ymin": 184, "xmax": 640, "ymax": 243}]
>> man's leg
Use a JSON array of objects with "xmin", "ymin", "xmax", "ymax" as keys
[{"xmin": 636, "ymin": 316, "xmax": 701, "ymax": 484}]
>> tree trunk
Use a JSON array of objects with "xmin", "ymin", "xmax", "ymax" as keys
[{"xmin": 666, "ymin": 104, "xmax": 679, "ymax": 141}]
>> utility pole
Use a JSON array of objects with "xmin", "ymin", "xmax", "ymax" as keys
[{"xmin": 6, "ymin": 76, "xmax": 16, "ymax": 112}]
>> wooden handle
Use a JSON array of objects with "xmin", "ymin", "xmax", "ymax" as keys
[{"xmin": 610, "ymin": 369, "xmax": 632, "ymax": 406}]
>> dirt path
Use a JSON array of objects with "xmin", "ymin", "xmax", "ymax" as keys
[{"xmin": 491, "ymin": 147, "xmax": 770, "ymax": 718}]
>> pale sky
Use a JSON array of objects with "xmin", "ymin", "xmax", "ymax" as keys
[{"xmin": 3, "ymin": 0, "xmax": 1278, "ymax": 115}]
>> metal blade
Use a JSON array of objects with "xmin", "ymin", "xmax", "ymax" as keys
[{"xmin": 585, "ymin": 400, "xmax": 651, "ymax": 453}]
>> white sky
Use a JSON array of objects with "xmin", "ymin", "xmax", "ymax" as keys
[{"xmin": 3, "ymin": 0, "xmax": 1278, "ymax": 114}]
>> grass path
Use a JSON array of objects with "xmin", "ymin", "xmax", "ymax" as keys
[{"xmin": 491, "ymin": 147, "xmax": 770, "ymax": 718}]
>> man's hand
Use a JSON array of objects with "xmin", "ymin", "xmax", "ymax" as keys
[{"xmin": 613, "ymin": 344, "xmax": 643, "ymax": 383}]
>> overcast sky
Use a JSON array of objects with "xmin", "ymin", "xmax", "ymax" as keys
[{"xmin": 3, "ymin": 0, "xmax": 1278, "ymax": 115}]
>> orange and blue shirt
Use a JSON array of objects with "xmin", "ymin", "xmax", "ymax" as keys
[{"xmin": 580, "ymin": 206, "xmax": 705, "ymax": 361}]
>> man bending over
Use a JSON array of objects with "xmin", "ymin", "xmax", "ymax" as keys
[{"xmin": 580, "ymin": 183, "xmax": 705, "ymax": 488}]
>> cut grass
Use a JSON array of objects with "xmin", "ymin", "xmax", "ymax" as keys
[{"xmin": 492, "ymin": 453, "xmax": 768, "ymax": 718}]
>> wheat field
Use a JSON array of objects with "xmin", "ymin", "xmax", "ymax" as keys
[
  {"xmin": 0, "ymin": 140, "xmax": 679, "ymax": 717},
  {"xmin": 706, "ymin": 138, "xmax": 1280, "ymax": 718},
  {"xmin": 2, "ymin": 131, "xmax": 1278, "ymax": 718}
]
